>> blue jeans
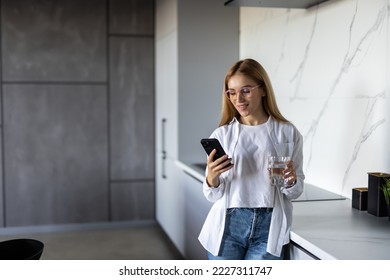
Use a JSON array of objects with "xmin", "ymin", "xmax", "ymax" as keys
[{"xmin": 208, "ymin": 208, "xmax": 284, "ymax": 260}]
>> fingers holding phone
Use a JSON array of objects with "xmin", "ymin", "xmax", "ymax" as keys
[
  {"xmin": 201, "ymin": 138, "xmax": 233, "ymax": 187},
  {"xmin": 208, "ymin": 148, "xmax": 233, "ymax": 170},
  {"xmin": 205, "ymin": 147, "xmax": 233, "ymax": 188}
]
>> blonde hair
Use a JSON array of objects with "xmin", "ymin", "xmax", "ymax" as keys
[{"xmin": 219, "ymin": 58, "xmax": 289, "ymax": 126}]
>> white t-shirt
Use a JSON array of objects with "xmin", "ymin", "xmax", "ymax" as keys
[{"xmin": 228, "ymin": 122, "xmax": 276, "ymax": 208}]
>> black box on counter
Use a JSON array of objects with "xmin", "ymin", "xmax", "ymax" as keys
[
  {"xmin": 352, "ymin": 187, "xmax": 368, "ymax": 211},
  {"xmin": 367, "ymin": 172, "xmax": 390, "ymax": 217}
]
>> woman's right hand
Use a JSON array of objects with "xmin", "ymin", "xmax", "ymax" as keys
[{"xmin": 206, "ymin": 149, "xmax": 233, "ymax": 188}]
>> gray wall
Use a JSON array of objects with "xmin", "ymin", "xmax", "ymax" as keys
[{"xmin": 0, "ymin": 0, "xmax": 155, "ymax": 228}]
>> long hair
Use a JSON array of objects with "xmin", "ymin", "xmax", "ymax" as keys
[{"xmin": 219, "ymin": 58, "xmax": 289, "ymax": 126}]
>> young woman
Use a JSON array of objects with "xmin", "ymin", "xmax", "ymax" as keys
[{"xmin": 198, "ymin": 58, "xmax": 305, "ymax": 260}]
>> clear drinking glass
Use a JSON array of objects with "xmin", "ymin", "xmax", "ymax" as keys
[{"xmin": 268, "ymin": 156, "xmax": 291, "ymax": 187}]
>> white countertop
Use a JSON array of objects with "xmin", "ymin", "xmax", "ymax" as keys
[
  {"xmin": 291, "ymin": 199, "xmax": 390, "ymax": 259},
  {"xmin": 176, "ymin": 160, "xmax": 390, "ymax": 260}
]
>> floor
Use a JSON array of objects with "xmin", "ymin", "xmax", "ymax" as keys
[{"xmin": 0, "ymin": 224, "xmax": 184, "ymax": 260}]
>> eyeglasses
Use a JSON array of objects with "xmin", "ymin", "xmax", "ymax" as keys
[{"xmin": 225, "ymin": 85, "xmax": 261, "ymax": 99}]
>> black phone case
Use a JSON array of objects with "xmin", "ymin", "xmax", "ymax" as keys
[{"xmin": 200, "ymin": 138, "xmax": 227, "ymax": 161}]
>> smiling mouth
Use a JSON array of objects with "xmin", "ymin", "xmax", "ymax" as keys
[{"xmin": 237, "ymin": 104, "xmax": 248, "ymax": 110}]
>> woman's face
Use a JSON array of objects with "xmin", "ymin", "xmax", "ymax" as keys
[{"xmin": 226, "ymin": 73, "xmax": 265, "ymax": 120}]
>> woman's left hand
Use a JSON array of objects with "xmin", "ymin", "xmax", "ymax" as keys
[{"xmin": 283, "ymin": 161, "xmax": 297, "ymax": 188}]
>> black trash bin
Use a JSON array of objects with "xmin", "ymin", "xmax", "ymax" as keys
[{"xmin": 0, "ymin": 239, "xmax": 44, "ymax": 260}]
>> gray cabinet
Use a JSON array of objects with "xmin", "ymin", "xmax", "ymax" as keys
[
  {"xmin": 108, "ymin": 0, "xmax": 155, "ymax": 222},
  {"xmin": 2, "ymin": 0, "xmax": 107, "ymax": 82},
  {"xmin": 109, "ymin": 37, "xmax": 154, "ymax": 181},
  {"xmin": 3, "ymin": 85, "xmax": 109, "ymax": 226},
  {"xmin": 109, "ymin": 0, "xmax": 154, "ymax": 35},
  {"xmin": 110, "ymin": 181, "xmax": 155, "ymax": 221},
  {"xmin": 0, "ymin": 0, "xmax": 155, "ymax": 228}
]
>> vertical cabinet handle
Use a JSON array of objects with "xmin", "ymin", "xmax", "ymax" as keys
[{"xmin": 161, "ymin": 118, "xmax": 167, "ymax": 179}]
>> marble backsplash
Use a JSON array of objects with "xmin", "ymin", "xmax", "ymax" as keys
[{"xmin": 239, "ymin": 0, "xmax": 389, "ymax": 198}]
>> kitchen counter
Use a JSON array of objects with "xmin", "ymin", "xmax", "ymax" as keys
[
  {"xmin": 176, "ymin": 161, "xmax": 346, "ymax": 202},
  {"xmin": 176, "ymin": 160, "xmax": 390, "ymax": 260},
  {"xmin": 291, "ymin": 199, "xmax": 390, "ymax": 259}
]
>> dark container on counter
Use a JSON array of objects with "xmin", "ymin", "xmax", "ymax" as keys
[
  {"xmin": 352, "ymin": 187, "xmax": 368, "ymax": 211},
  {"xmin": 367, "ymin": 172, "xmax": 390, "ymax": 217}
]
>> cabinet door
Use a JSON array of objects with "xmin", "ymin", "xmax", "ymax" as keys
[
  {"xmin": 155, "ymin": 0, "xmax": 181, "ymax": 256},
  {"xmin": 155, "ymin": 31, "xmax": 178, "ymax": 161},
  {"xmin": 181, "ymin": 172, "xmax": 212, "ymax": 260},
  {"xmin": 157, "ymin": 163, "xmax": 212, "ymax": 260},
  {"xmin": 110, "ymin": 36, "xmax": 155, "ymax": 180},
  {"xmin": 156, "ymin": 159, "xmax": 185, "ymax": 255},
  {"xmin": 4, "ymin": 85, "xmax": 109, "ymax": 226}
]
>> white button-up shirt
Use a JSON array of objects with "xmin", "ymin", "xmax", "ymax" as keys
[{"xmin": 198, "ymin": 117, "xmax": 305, "ymax": 257}]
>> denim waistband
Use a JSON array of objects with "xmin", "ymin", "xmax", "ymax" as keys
[{"xmin": 227, "ymin": 207, "xmax": 273, "ymax": 213}]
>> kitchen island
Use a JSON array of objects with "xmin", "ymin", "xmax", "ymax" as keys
[{"xmin": 176, "ymin": 160, "xmax": 390, "ymax": 260}]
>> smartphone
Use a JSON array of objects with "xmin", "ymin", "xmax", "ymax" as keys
[{"xmin": 200, "ymin": 138, "xmax": 229, "ymax": 161}]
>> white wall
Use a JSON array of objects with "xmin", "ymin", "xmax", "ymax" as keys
[{"xmin": 240, "ymin": 0, "xmax": 390, "ymax": 198}]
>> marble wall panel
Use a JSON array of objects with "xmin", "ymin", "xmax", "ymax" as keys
[
  {"xmin": 1, "ymin": 0, "xmax": 106, "ymax": 82},
  {"xmin": 240, "ymin": 0, "xmax": 389, "ymax": 197},
  {"xmin": 109, "ymin": 37, "xmax": 154, "ymax": 180},
  {"xmin": 3, "ymin": 84, "xmax": 108, "ymax": 226},
  {"xmin": 109, "ymin": 0, "xmax": 154, "ymax": 35},
  {"xmin": 110, "ymin": 181, "xmax": 155, "ymax": 221}
]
